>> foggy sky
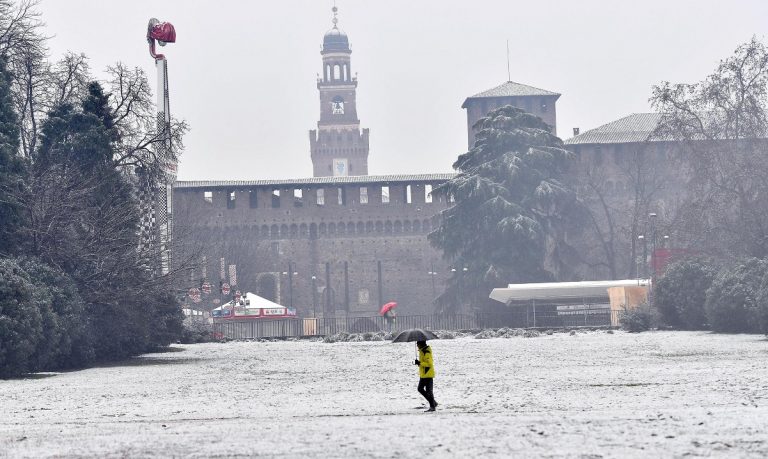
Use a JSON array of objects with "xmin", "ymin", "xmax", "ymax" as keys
[{"xmin": 37, "ymin": 0, "xmax": 768, "ymax": 181}]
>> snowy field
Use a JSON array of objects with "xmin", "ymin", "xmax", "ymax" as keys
[{"xmin": 1, "ymin": 331, "xmax": 767, "ymax": 458}]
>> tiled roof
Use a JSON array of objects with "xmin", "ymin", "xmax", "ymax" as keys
[
  {"xmin": 565, "ymin": 113, "xmax": 666, "ymax": 145},
  {"xmin": 174, "ymin": 173, "xmax": 457, "ymax": 189},
  {"xmin": 462, "ymin": 81, "xmax": 560, "ymax": 108}
]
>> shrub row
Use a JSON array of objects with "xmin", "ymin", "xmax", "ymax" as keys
[
  {"xmin": 0, "ymin": 257, "xmax": 183, "ymax": 378},
  {"xmin": 655, "ymin": 257, "xmax": 768, "ymax": 334}
]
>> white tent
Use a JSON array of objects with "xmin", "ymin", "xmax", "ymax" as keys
[
  {"xmin": 489, "ymin": 279, "xmax": 649, "ymax": 304},
  {"xmin": 213, "ymin": 292, "xmax": 285, "ymax": 311}
]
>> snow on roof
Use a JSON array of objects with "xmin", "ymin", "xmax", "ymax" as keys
[{"xmin": 490, "ymin": 279, "xmax": 649, "ymax": 303}]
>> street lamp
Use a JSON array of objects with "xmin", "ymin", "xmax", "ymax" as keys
[
  {"xmin": 281, "ymin": 262, "xmax": 298, "ymax": 310},
  {"xmin": 427, "ymin": 270, "xmax": 437, "ymax": 298},
  {"xmin": 311, "ymin": 275, "xmax": 318, "ymax": 318},
  {"xmin": 649, "ymin": 213, "xmax": 658, "ymax": 278},
  {"xmin": 450, "ymin": 266, "xmax": 469, "ymax": 311}
]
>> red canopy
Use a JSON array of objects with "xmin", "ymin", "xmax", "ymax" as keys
[{"xmin": 379, "ymin": 301, "xmax": 397, "ymax": 316}]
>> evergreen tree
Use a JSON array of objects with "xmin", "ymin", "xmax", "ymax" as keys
[
  {"xmin": 430, "ymin": 106, "xmax": 582, "ymax": 313},
  {"xmin": 0, "ymin": 55, "xmax": 26, "ymax": 255}
]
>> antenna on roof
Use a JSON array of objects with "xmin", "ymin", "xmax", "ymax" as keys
[{"xmin": 506, "ymin": 39, "xmax": 511, "ymax": 82}]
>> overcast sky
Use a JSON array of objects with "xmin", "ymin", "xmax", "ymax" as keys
[{"xmin": 38, "ymin": 0, "xmax": 768, "ymax": 181}]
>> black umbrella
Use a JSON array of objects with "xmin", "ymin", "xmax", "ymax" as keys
[{"xmin": 391, "ymin": 329, "xmax": 439, "ymax": 343}]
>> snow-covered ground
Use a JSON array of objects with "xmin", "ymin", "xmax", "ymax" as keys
[{"xmin": 1, "ymin": 331, "xmax": 767, "ymax": 458}]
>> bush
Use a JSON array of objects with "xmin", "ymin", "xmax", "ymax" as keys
[
  {"xmin": 0, "ymin": 259, "xmax": 42, "ymax": 378},
  {"xmin": 180, "ymin": 317, "xmax": 213, "ymax": 344},
  {"xmin": 755, "ymin": 270, "xmax": 768, "ymax": 335},
  {"xmin": 16, "ymin": 257, "xmax": 93, "ymax": 370},
  {"xmin": 620, "ymin": 304, "xmax": 652, "ymax": 333},
  {"xmin": 654, "ymin": 258, "xmax": 716, "ymax": 329},
  {"xmin": 705, "ymin": 258, "xmax": 766, "ymax": 333}
]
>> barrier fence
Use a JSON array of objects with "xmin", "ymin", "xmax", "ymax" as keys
[{"xmin": 211, "ymin": 308, "xmax": 621, "ymax": 340}]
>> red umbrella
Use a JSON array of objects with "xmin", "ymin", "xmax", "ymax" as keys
[{"xmin": 379, "ymin": 301, "xmax": 397, "ymax": 316}]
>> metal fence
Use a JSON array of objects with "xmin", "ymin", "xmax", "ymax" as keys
[{"xmin": 211, "ymin": 308, "xmax": 621, "ymax": 340}]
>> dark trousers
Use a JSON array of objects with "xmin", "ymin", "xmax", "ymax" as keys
[{"xmin": 417, "ymin": 378, "xmax": 436, "ymax": 408}]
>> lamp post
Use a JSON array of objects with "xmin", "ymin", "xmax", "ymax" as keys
[
  {"xmin": 450, "ymin": 266, "xmax": 469, "ymax": 311},
  {"xmin": 281, "ymin": 263, "xmax": 298, "ymax": 310},
  {"xmin": 427, "ymin": 262, "xmax": 437, "ymax": 298},
  {"xmin": 649, "ymin": 213, "xmax": 657, "ymax": 278},
  {"xmin": 311, "ymin": 275, "xmax": 317, "ymax": 317}
]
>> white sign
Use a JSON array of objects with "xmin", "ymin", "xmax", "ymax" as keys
[{"xmin": 263, "ymin": 308, "xmax": 286, "ymax": 316}]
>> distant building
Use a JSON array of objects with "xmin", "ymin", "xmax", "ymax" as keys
[{"xmin": 564, "ymin": 113, "xmax": 685, "ymax": 280}]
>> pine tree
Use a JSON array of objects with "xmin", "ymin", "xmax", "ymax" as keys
[
  {"xmin": 430, "ymin": 106, "xmax": 582, "ymax": 313},
  {"xmin": 0, "ymin": 55, "xmax": 27, "ymax": 255}
]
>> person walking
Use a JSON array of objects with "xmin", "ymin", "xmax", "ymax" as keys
[{"xmin": 414, "ymin": 340, "xmax": 437, "ymax": 412}]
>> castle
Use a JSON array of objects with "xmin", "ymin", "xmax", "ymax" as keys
[{"xmin": 173, "ymin": 8, "xmax": 672, "ymax": 315}]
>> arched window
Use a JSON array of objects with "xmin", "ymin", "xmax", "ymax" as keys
[
  {"xmin": 366, "ymin": 221, "xmax": 373, "ymax": 233},
  {"xmin": 343, "ymin": 64, "xmax": 348, "ymax": 81},
  {"xmin": 300, "ymin": 223, "xmax": 308, "ymax": 237},
  {"xmin": 375, "ymin": 221, "xmax": 383, "ymax": 233},
  {"xmin": 319, "ymin": 222, "xmax": 327, "ymax": 236},
  {"xmin": 329, "ymin": 223, "xmax": 336, "ymax": 235},
  {"xmin": 280, "ymin": 224, "xmax": 289, "ymax": 237},
  {"xmin": 357, "ymin": 222, "xmax": 364, "ymax": 234},
  {"xmin": 384, "ymin": 221, "xmax": 393, "ymax": 233},
  {"xmin": 347, "ymin": 222, "xmax": 355, "ymax": 234},
  {"xmin": 261, "ymin": 225, "xmax": 269, "ymax": 237},
  {"xmin": 413, "ymin": 220, "xmax": 422, "ymax": 232},
  {"xmin": 270, "ymin": 224, "xmax": 279, "ymax": 238},
  {"xmin": 334, "ymin": 64, "xmax": 341, "ymax": 80},
  {"xmin": 404, "ymin": 220, "xmax": 412, "ymax": 233},
  {"xmin": 394, "ymin": 221, "xmax": 402, "ymax": 233},
  {"xmin": 290, "ymin": 224, "xmax": 298, "ymax": 238}
]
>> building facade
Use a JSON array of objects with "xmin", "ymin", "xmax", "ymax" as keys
[{"xmin": 173, "ymin": 10, "xmax": 453, "ymax": 317}]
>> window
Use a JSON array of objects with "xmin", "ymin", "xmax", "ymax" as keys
[
  {"xmin": 425, "ymin": 184, "xmax": 433, "ymax": 203},
  {"xmin": 405, "ymin": 185, "xmax": 412, "ymax": 204},
  {"xmin": 227, "ymin": 191, "xmax": 236, "ymax": 209},
  {"xmin": 381, "ymin": 186, "xmax": 390, "ymax": 204},
  {"xmin": 338, "ymin": 187, "xmax": 346, "ymax": 205},
  {"xmin": 249, "ymin": 190, "xmax": 258, "ymax": 209},
  {"xmin": 293, "ymin": 189, "xmax": 303, "ymax": 208},
  {"xmin": 359, "ymin": 186, "xmax": 368, "ymax": 204},
  {"xmin": 204, "ymin": 191, "xmax": 213, "ymax": 204},
  {"xmin": 317, "ymin": 188, "xmax": 325, "ymax": 206},
  {"xmin": 271, "ymin": 189, "xmax": 280, "ymax": 208}
]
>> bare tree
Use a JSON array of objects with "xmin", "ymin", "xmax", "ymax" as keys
[{"xmin": 652, "ymin": 37, "xmax": 768, "ymax": 258}]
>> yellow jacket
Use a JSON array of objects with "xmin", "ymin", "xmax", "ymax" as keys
[{"xmin": 418, "ymin": 346, "xmax": 435, "ymax": 378}]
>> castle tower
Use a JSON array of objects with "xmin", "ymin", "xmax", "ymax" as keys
[{"xmin": 310, "ymin": 6, "xmax": 370, "ymax": 177}]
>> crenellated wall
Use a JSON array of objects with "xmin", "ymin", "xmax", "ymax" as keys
[{"xmin": 173, "ymin": 175, "xmax": 456, "ymax": 318}]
